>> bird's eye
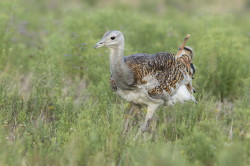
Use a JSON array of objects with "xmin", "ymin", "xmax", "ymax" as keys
[{"xmin": 111, "ymin": 37, "xmax": 116, "ymax": 40}]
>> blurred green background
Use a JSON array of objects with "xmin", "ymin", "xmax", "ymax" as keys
[{"xmin": 0, "ymin": 0, "xmax": 249, "ymax": 165}]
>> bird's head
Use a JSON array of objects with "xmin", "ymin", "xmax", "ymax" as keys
[{"xmin": 94, "ymin": 30, "xmax": 124, "ymax": 49}]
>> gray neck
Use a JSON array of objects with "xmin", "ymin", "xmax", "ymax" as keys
[
  {"xmin": 109, "ymin": 43, "xmax": 125, "ymax": 71},
  {"xmin": 109, "ymin": 42, "xmax": 134, "ymax": 89}
]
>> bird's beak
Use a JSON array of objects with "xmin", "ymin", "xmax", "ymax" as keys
[{"xmin": 94, "ymin": 40, "xmax": 105, "ymax": 48}]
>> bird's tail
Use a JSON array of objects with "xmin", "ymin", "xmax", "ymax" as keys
[
  {"xmin": 176, "ymin": 34, "xmax": 196, "ymax": 96},
  {"xmin": 175, "ymin": 34, "xmax": 194, "ymax": 76},
  {"xmin": 175, "ymin": 34, "xmax": 191, "ymax": 58}
]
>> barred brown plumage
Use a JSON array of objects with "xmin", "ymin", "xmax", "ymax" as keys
[{"xmin": 95, "ymin": 30, "xmax": 197, "ymax": 138}]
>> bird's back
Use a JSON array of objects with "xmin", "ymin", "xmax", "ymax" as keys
[{"xmin": 122, "ymin": 49, "xmax": 195, "ymax": 102}]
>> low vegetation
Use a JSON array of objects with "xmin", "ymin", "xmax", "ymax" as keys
[{"xmin": 0, "ymin": 0, "xmax": 249, "ymax": 165}]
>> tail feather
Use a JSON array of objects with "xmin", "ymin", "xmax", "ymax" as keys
[
  {"xmin": 175, "ymin": 35, "xmax": 195, "ymax": 77},
  {"xmin": 175, "ymin": 34, "xmax": 191, "ymax": 58},
  {"xmin": 176, "ymin": 34, "xmax": 197, "ymax": 100}
]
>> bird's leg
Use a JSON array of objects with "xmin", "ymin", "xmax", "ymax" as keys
[
  {"xmin": 123, "ymin": 104, "xmax": 140, "ymax": 135},
  {"xmin": 134, "ymin": 104, "xmax": 159, "ymax": 139}
]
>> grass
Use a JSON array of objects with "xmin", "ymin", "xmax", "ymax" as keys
[{"xmin": 0, "ymin": 0, "xmax": 250, "ymax": 165}]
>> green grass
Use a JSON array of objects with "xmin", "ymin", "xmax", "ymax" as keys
[{"xmin": 0, "ymin": 0, "xmax": 250, "ymax": 165}]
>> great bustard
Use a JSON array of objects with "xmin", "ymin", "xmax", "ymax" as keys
[{"xmin": 95, "ymin": 31, "xmax": 196, "ymax": 137}]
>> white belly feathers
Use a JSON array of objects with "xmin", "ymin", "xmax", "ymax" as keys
[
  {"xmin": 166, "ymin": 85, "xmax": 196, "ymax": 105},
  {"xmin": 116, "ymin": 84, "xmax": 195, "ymax": 106}
]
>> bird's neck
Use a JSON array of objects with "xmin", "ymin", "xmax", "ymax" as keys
[
  {"xmin": 109, "ymin": 43, "xmax": 125, "ymax": 73},
  {"xmin": 109, "ymin": 42, "xmax": 134, "ymax": 89}
]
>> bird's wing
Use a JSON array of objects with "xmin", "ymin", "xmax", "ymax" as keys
[{"xmin": 124, "ymin": 52, "xmax": 194, "ymax": 98}]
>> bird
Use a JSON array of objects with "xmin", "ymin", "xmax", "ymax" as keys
[{"xmin": 95, "ymin": 30, "xmax": 196, "ymax": 137}]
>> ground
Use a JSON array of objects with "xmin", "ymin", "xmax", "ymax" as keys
[{"xmin": 0, "ymin": 0, "xmax": 249, "ymax": 165}]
